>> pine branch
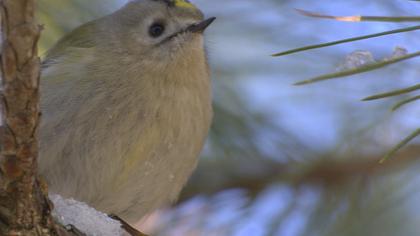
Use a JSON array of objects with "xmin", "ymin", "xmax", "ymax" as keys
[{"xmin": 0, "ymin": 1, "xmax": 71, "ymax": 235}]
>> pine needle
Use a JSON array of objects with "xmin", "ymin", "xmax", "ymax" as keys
[
  {"xmin": 293, "ymin": 51, "xmax": 420, "ymax": 85},
  {"xmin": 380, "ymin": 128, "xmax": 420, "ymax": 163},
  {"xmin": 296, "ymin": 9, "xmax": 420, "ymax": 22},
  {"xmin": 272, "ymin": 25, "xmax": 420, "ymax": 57},
  {"xmin": 362, "ymin": 83, "xmax": 420, "ymax": 101},
  {"xmin": 391, "ymin": 95, "xmax": 420, "ymax": 111}
]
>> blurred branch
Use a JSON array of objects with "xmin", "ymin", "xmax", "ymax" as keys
[
  {"xmin": 180, "ymin": 145, "xmax": 420, "ymax": 203},
  {"xmin": 180, "ymin": 158, "xmax": 285, "ymax": 201}
]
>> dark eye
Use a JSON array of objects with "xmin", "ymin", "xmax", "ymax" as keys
[{"xmin": 149, "ymin": 23, "xmax": 165, "ymax": 38}]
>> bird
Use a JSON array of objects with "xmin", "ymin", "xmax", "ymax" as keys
[{"xmin": 39, "ymin": 0, "xmax": 214, "ymax": 223}]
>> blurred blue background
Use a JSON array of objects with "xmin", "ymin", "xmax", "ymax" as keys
[{"xmin": 37, "ymin": 0, "xmax": 420, "ymax": 235}]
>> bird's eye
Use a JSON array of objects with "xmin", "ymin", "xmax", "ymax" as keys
[{"xmin": 149, "ymin": 23, "xmax": 165, "ymax": 38}]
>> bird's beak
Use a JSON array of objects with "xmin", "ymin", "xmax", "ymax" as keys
[{"xmin": 187, "ymin": 17, "xmax": 216, "ymax": 33}]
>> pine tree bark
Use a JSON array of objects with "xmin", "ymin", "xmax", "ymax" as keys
[{"xmin": 0, "ymin": 1, "xmax": 62, "ymax": 235}]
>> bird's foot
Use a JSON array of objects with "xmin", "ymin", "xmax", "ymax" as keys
[
  {"xmin": 59, "ymin": 224, "xmax": 87, "ymax": 236},
  {"xmin": 109, "ymin": 214, "xmax": 149, "ymax": 236}
]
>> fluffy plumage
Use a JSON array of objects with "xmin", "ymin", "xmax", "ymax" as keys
[{"xmin": 39, "ymin": 0, "xmax": 213, "ymax": 222}]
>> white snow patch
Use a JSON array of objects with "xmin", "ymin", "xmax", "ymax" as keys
[
  {"xmin": 337, "ymin": 50, "xmax": 375, "ymax": 71},
  {"xmin": 50, "ymin": 194, "xmax": 126, "ymax": 236}
]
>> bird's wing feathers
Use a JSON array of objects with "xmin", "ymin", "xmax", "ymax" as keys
[{"xmin": 42, "ymin": 21, "xmax": 100, "ymax": 69}]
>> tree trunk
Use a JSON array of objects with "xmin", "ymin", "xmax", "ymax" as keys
[{"xmin": 0, "ymin": 0, "xmax": 60, "ymax": 235}]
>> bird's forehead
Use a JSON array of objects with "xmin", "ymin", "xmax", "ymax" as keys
[
  {"xmin": 158, "ymin": 0, "xmax": 197, "ymax": 9},
  {"xmin": 127, "ymin": 0, "xmax": 204, "ymax": 20},
  {"xmin": 158, "ymin": 0, "xmax": 204, "ymax": 21}
]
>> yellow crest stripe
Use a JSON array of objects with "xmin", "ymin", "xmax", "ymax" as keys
[{"xmin": 174, "ymin": 0, "xmax": 196, "ymax": 9}]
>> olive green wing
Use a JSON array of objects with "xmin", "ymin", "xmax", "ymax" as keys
[{"xmin": 42, "ymin": 20, "xmax": 100, "ymax": 68}]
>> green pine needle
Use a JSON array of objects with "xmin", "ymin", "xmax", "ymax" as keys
[
  {"xmin": 358, "ymin": 16, "xmax": 420, "ymax": 22},
  {"xmin": 363, "ymin": 83, "xmax": 420, "ymax": 101},
  {"xmin": 272, "ymin": 25, "xmax": 420, "ymax": 57},
  {"xmin": 293, "ymin": 51, "xmax": 420, "ymax": 86},
  {"xmin": 295, "ymin": 9, "xmax": 420, "ymax": 22},
  {"xmin": 392, "ymin": 95, "xmax": 420, "ymax": 111},
  {"xmin": 380, "ymin": 128, "xmax": 420, "ymax": 163}
]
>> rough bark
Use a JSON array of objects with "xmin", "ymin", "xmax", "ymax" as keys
[
  {"xmin": 0, "ymin": 2, "xmax": 133, "ymax": 235},
  {"xmin": 0, "ymin": 0, "xmax": 59, "ymax": 235}
]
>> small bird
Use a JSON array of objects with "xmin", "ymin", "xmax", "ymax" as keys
[{"xmin": 39, "ymin": 0, "xmax": 214, "ymax": 223}]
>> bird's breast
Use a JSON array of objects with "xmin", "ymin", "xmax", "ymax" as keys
[{"xmin": 39, "ymin": 45, "xmax": 212, "ymax": 221}]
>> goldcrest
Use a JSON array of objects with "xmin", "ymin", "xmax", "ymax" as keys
[{"xmin": 39, "ymin": 0, "xmax": 214, "ymax": 223}]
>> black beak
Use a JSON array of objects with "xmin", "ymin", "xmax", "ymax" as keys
[{"xmin": 187, "ymin": 17, "xmax": 216, "ymax": 33}]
